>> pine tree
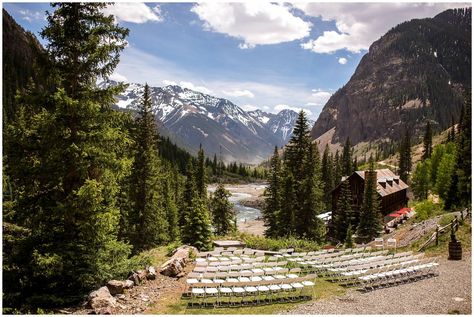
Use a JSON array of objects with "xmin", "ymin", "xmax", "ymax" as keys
[
  {"xmin": 279, "ymin": 171, "xmax": 296, "ymax": 237},
  {"xmin": 182, "ymin": 196, "xmax": 213, "ymax": 251},
  {"xmin": 411, "ymin": 160, "xmax": 432, "ymax": 200},
  {"xmin": 212, "ymin": 154, "xmax": 218, "ymax": 175},
  {"xmin": 210, "ymin": 183, "xmax": 235, "ymax": 236},
  {"xmin": 4, "ymin": 3, "xmax": 132, "ymax": 303},
  {"xmin": 128, "ymin": 84, "xmax": 168, "ymax": 251},
  {"xmin": 163, "ymin": 175, "xmax": 179, "ymax": 242},
  {"xmin": 334, "ymin": 150, "xmax": 342, "ymax": 187},
  {"xmin": 321, "ymin": 144, "xmax": 335, "ymax": 210},
  {"xmin": 262, "ymin": 146, "xmax": 282, "ymax": 237},
  {"xmin": 422, "ymin": 121, "xmax": 433, "ymax": 160},
  {"xmin": 446, "ymin": 93, "xmax": 471, "ymax": 209},
  {"xmin": 297, "ymin": 143, "xmax": 325, "ymax": 241},
  {"xmin": 285, "ymin": 111, "xmax": 311, "ymax": 181},
  {"xmin": 357, "ymin": 157, "xmax": 382, "ymax": 242},
  {"xmin": 333, "ymin": 180, "xmax": 353, "ymax": 242},
  {"xmin": 195, "ymin": 145, "xmax": 207, "ymax": 200},
  {"xmin": 180, "ymin": 159, "xmax": 196, "ymax": 230},
  {"xmin": 398, "ymin": 129, "xmax": 412, "ymax": 183},
  {"xmin": 342, "ymin": 137, "xmax": 353, "ymax": 176}
]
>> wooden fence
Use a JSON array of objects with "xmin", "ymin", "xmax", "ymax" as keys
[{"xmin": 418, "ymin": 208, "xmax": 471, "ymax": 252}]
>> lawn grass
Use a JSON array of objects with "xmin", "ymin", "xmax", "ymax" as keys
[
  {"xmin": 140, "ymin": 246, "xmax": 170, "ymax": 267},
  {"xmin": 150, "ymin": 278, "xmax": 346, "ymax": 315}
]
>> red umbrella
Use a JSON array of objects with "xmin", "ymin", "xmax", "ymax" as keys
[{"xmin": 388, "ymin": 213, "xmax": 400, "ymax": 217}]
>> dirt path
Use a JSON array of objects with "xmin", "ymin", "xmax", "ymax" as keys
[{"xmin": 284, "ymin": 252, "xmax": 471, "ymax": 315}]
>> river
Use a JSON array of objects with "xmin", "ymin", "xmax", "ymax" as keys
[{"xmin": 208, "ymin": 183, "xmax": 266, "ymax": 223}]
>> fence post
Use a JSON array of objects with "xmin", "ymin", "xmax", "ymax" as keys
[
  {"xmin": 435, "ymin": 225, "xmax": 440, "ymax": 246},
  {"xmin": 461, "ymin": 209, "xmax": 465, "ymax": 221}
]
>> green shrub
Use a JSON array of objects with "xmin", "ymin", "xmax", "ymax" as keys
[
  {"xmin": 414, "ymin": 200, "xmax": 444, "ymax": 222},
  {"xmin": 166, "ymin": 241, "xmax": 183, "ymax": 256},
  {"xmin": 237, "ymin": 232, "xmax": 321, "ymax": 251}
]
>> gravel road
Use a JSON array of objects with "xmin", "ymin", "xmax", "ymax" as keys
[{"xmin": 284, "ymin": 252, "xmax": 471, "ymax": 315}]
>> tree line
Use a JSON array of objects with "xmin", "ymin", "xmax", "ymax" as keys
[
  {"xmin": 3, "ymin": 3, "xmax": 235, "ymax": 310},
  {"xmin": 412, "ymin": 95, "xmax": 471, "ymax": 210}
]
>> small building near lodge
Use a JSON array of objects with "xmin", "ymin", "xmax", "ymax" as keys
[{"xmin": 331, "ymin": 169, "xmax": 409, "ymax": 226}]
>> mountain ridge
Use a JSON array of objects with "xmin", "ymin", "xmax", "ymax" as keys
[
  {"xmin": 311, "ymin": 8, "xmax": 471, "ymax": 152},
  {"xmin": 109, "ymin": 81, "xmax": 313, "ymax": 163}
]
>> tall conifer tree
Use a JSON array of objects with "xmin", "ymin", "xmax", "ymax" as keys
[
  {"xmin": 357, "ymin": 157, "xmax": 382, "ymax": 242},
  {"xmin": 398, "ymin": 129, "xmax": 412, "ymax": 183},
  {"xmin": 262, "ymin": 146, "xmax": 282, "ymax": 237},
  {"xmin": 342, "ymin": 137, "xmax": 353, "ymax": 176},
  {"xmin": 210, "ymin": 183, "xmax": 235, "ymax": 236},
  {"xmin": 195, "ymin": 145, "xmax": 207, "ymax": 200},
  {"xmin": 333, "ymin": 180, "xmax": 353, "ymax": 242},
  {"xmin": 4, "ymin": 3, "xmax": 132, "ymax": 302},
  {"xmin": 321, "ymin": 144, "xmax": 335, "ymax": 210},
  {"xmin": 129, "ymin": 84, "xmax": 168, "ymax": 251},
  {"xmin": 422, "ymin": 121, "xmax": 433, "ymax": 160}
]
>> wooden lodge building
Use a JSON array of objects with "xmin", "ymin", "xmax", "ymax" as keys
[{"xmin": 331, "ymin": 169, "xmax": 409, "ymax": 225}]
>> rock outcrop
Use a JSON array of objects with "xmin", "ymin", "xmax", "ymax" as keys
[
  {"xmin": 88, "ymin": 286, "xmax": 117, "ymax": 314},
  {"xmin": 311, "ymin": 8, "xmax": 471, "ymax": 149},
  {"xmin": 160, "ymin": 245, "xmax": 197, "ymax": 277}
]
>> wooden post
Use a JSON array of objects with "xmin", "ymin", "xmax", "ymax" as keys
[
  {"xmin": 461, "ymin": 210, "xmax": 465, "ymax": 221},
  {"xmin": 435, "ymin": 225, "xmax": 440, "ymax": 246}
]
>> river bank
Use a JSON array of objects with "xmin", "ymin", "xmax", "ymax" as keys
[{"xmin": 208, "ymin": 183, "xmax": 266, "ymax": 236}]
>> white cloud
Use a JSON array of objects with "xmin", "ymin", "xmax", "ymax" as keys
[
  {"xmin": 179, "ymin": 81, "xmax": 213, "ymax": 95},
  {"xmin": 19, "ymin": 9, "xmax": 44, "ymax": 22},
  {"xmin": 263, "ymin": 106, "xmax": 270, "ymax": 110},
  {"xmin": 297, "ymin": 3, "xmax": 466, "ymax": 53},
  {"xmin": 274, "ymin": 104, "xmax": 313, "ymax": 116},
  {"xmin": 309, "ymin": 90, "xmax": 332, "ymax": 106},
  {"xmin": 109, "ymin": 72, "xmax": 127, "ymax": 82},
  {"xmin": 162, "ymin": 80, "xmax": 177, "ymax": 86},
  {"xmin": 103, "ymin": 3, "xmax": 162, "ymax": 24},
  {"xmin": 222, "ymin": 89, "xmax": 255, "ymax": 98},
  {"xmin": 241, "ymin": 104, "xmax": 259, "ymax": 111},
  {"xmin": 191, "ymin": 2, "xmax": 311, "ymax": 48},
  {"xmin": 338, "ymin": 57, "xmax": 348, "ymax": 65}
]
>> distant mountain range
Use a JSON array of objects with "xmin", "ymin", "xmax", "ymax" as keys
[
  {"xmin": 109, "ymin": 82, "xmax": 313, "ymax": 163},
  {"xmin": 311, "ymin": 8, "xmax": 471, "ymax": 153}
]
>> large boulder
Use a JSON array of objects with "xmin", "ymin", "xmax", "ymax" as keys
[
  {"xmin": 160, "ymin": 245, "xmax": 197, "ymax": 277},
  {"xmin": 106, "ymin": 280, "xmax": 133, "ymax": 295},
  {"xmin": 88, "ymin": 286, "xmax": 117, "ymax": 313}
]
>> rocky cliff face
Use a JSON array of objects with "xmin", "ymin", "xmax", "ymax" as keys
[{"xmin": 311, "ymin": 8, "xmax": 471, "ymax": 148}]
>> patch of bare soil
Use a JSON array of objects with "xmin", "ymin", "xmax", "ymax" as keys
[{"xmin": 237, "ymin": 219, "xmax": 265, "ymax": 236}]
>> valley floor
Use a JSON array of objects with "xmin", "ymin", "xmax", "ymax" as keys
[{"xmin": 284, "ymin": 251, "xmax": 471, "ymax": 315}]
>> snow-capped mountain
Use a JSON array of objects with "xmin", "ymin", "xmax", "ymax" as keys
[
  {"xmin": 248, "ymin": 109, "xmax": 315, "ymax": 145},
  {"xmin": 110, "ymin": 81, "xmax": 309, "ymax": 163}
]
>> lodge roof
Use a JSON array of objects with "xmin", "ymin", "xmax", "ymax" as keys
[{"xmin": 354, "ymin": 169, "xmax": 408, "ymax": 197}]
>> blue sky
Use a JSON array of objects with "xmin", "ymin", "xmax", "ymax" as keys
[{"xmin": 3, "ymin": 2, "xmax": 466, "ymax": 120}]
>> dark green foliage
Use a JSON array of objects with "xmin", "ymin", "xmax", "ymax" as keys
[
  {"xmin": 195, "ymin": 145, "xmax": 207, "ymax": 200},
  {"xmin": 446, "ymin": 93, "xmax": 472, "ymax": 209},
  {"xmin": 262, "ymin": 146, "xmax": 282, "ymax": 238},
  {"xmin": 210, "ymin": 183, "xmax": 235, "ymax": 236},
  {"xmin": 3, "ymin": 3, "xmax": 133, "ymax": 307},
  {"xmin": 128, "ymin": 84, "xmax": 168, "ymax": 251},
  {"xmin": 279, "ymin": 171, "xmax": 296, "ymax": 237},
  {"xmin": 334, "ymin": 150, "xmax": 342, "ymax": 187},
  {"xmin": 422, "ymin": 121, "xmax": 433, "ymax": 160},
  {"xmin": 342, "ymin": 137, "xmax": 353, "ymax": 176},
  {"xmin": 321, "ymin": 144, "xmax": 335, "ymax": 210},
  {"xmin": 333, "ymin": 180, "xmax": 353, "ymax": 242},
  {"xmin": 180, "ymin": 159, "xmax": 196, "ymax": 230},
  {"xmin": 398, "ymin": 129, "xmax": 412, "ymax": 183},
  {"xmin": 182, "ymin": 196, "xmax": 212, "ymax": 251},
  {"xmin": 297, "ymin": 143, "xmax": 325, "ymax": 241},
  {"xmin": 357, "ymin": 158, "xmax": 382, "ymax": 242},
  {"xmin": 163, "ymin": 172, "xmax": 179, "ymax": 242},
  {"xmin": 344, "ymin": 224, "xmax": 354, "ymax": 248}
]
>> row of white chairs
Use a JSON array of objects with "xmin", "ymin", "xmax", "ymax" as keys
[
  {"xmin": 193, "ymin": 261, "xmax": 289, "ymax": 273},
  {"xmin": 327, "ymin": 254, "xmax": 425, "ymax": 282},
  {"xmin": 303, "ymin": 252, "xmax": 418, "ymax": 277},
  {"xmin": 356, "ymin": 257, "xmax": 439, "ymax": 290},
  {"xmin": 188, "ymin": 268, "xmax": 302, "ymax": 284},
  {"xmin": 186, "ymin": 275, "xmax": 316, "ymax": 308}
]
